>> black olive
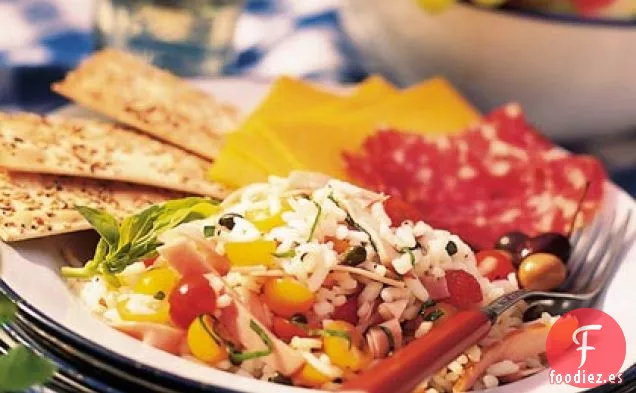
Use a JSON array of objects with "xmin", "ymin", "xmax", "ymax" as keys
[
  {"xmin": 495, "ymin": 231, "xmax": 528, "ymax": 254},
  {"xmin": 218, "ymin": 213, "xmax": 242, "ymax": 230},
  {"xmin": 495, "ymin": 231, "xmax": 528, "ymax": 266},
  {"xmin": 290, "ymin": 314, "xmax": 308, "ymax": 324},
  {"xmin": 520, "ymin": 233, "xmax": 571, "ymax": 262},
  {"xmin": 445, "ymin": 241, "xmax": 458, "ymax": 256},
  {"xmin": 268, "ymin": 373, "xmax": 293, "ymax": 385},
  {"xmin": 343, "ymin": 245, "xmax": 367, "ymax": 266}
]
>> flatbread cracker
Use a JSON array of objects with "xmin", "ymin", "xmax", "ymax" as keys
[
  {"xmin": 52, "ymin": 49, "xmax": 239, "ymax": 160},
  {"xmin": 0, "ymin": 170, "xmax": 184, "ymax": 242},
  {"xmin": 0, "ymin": 113, "xmax": 228, "ymax": 198}
]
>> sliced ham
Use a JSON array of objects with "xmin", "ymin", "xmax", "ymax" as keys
[
  {"xmin": 453, "ymin": 322, "xmax": 550, "ymax": 392},
  {"xmin": 366, "ymin": 318, "xmax": 404, "ymax": 359},
  {"xmin": 218, "ymin": 299, "xmax": 303, "ymax": 376},
  {"xmin": 162, "ymin": 237, "xmax": 303, "ymax": 376},
  {"xmin": 110, "ymin": 321, "xmax": 185, "ymax": 355},
  {"xmin": 378, "ymin": 299, "xmax": 409, "ymax": 320},
  {"xmin": 421, "ymin": 276, "xmax": 450, "ymax": 300},
  {"xmin": 158, "ymin": 236, "xmax": 229, "ymax": 277},
  {"xmin": 241, "ymin": 288, "xmax": 273, "ymax": 330}
]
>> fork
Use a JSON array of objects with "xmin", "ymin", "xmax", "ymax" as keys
[{"xmin": 342, "ymin": 206, "xmax": 634, "ymax": 393}]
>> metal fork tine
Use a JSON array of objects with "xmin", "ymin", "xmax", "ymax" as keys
[
  {"xmin": 584, "ymin": 208, "xmax": 633, "ymax": 295},
  {"xmin": 569, "ymin": 229, "xmax": 583, "ymax": 249},
  {"xmin": 561, "ymin": 210, "xmax": 609, "ymax": 290},
  {"xmin": 570, "ymin": 209, "xmax": 619, "ymax": 292}
]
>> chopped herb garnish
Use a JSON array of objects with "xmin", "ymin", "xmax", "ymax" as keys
[
  {"xmin": 290, "ymin": 318, "xmax": 351, "ymax": 348},
  {"xmin": 268, "ymin": 373, "xmax": 293, "ymax": 385},
  {"xmin": 319, "ymin": 329, "xmax": 352, "ymax": 348},
  {"xmin": 203, "ymin": 225, "xmax": 215, "ymax": 238},
  {"xmin": 154, "ymin": 291, "xmax": 166, "ymax": 300},
  {"xmin": 197, "ymin": 315, "xmax": 224, "ymax": 346},
  {"xmin": 419, "ymin": 299, "xmax": 436, "ymax": 315},
  {"xmin": 378, "ymin": 326, "xmax": 395, "ymax": 352},
  {"xmin": 229, "ymin": 320, "xmax": 273, "ymax": 364},
  {"xmin": 343, "ymin": 246, "xmax": 367, "ymax": 266},
  {"xmin": 62, "ymin": 197, "xmax": 220, "ymax": 278},
  {"xmin": 445, "ymin": 241, "xmax": 458, "ymax": 256},
  {"xmin": 307, "ymin": 200, "xmax": 322, "ymax": 241},
  {"xmin": 272, "ymin": 249, "xmax": 296, "ymax": 258},
  {"xmin": 218, "ymin": 213, "xmax": 242, "ymax": 230},
  {"xmin": 329, "ymin": 194, "xmax": 380, "ymax": 257},
  {"xmin": 399, "ymin": 247, "xmax": 416, "ymax": 265},
  {"xmin": 423, "ymin": 309, "xmax": 444, "ymax": 322}
]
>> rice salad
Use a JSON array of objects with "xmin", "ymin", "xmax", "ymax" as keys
[{"xmin": 64, "ymin": 172, "xmax": 554, "ymax": 392}]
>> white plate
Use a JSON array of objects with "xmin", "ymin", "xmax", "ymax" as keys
[{"xmin": 1, "ymin": 79, "xmax": 635, "ymax": 393}]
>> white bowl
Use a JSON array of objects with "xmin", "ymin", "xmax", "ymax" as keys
[{"xmin": 339, "ymin": 0, "xmax": 636, "ymax": 139}]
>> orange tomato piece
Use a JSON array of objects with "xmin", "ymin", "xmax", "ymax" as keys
[{"xmin": 263, "ymin": 277, "xmax": 315, "ymax": 318}]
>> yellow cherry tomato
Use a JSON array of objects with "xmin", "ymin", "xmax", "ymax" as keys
[
  {"xmin": 245, "ymin": 199, "xmax": 291, "ymax": 232},
  {"xmin": 187, "ymin": 315, "xmax": 228, "ymax": 364},
  {"xmin": 225, "ymin": 239, "xmax": 277, "ymax": 267},
  {"xmin": 293, "ymin": 362, "xmax": 333, "ymax": 388},
  {"xmin": 416, "ymin": 0, "xmax": 455, "ymax": 13},
  {"xmin": 263, "ymin": 277, "xmax": 315, "ymax": 318},
  {"xmin": 134, "ymin": 266, "xmax": 179, "ymax": 297},
  {"xmin": 323, "ymin": 321, "xmax": 366, "ymax": 371},
  {"xmin": 116, "ymin": 298, "xmax": 170, "ymax": 323}
]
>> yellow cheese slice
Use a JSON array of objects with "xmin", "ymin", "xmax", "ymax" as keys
[
  {"xmin": 207, "ymin": 146, "xmax": 269, "ymax": 189},
  {"xmin": 242, "ymin": 76, "xmax": 347, "ymax": 127},
  {"xmin": 227, "ymin": 76, "xmax": 397, "ymax": 180},
  {"xmin": 266, "ymin": 77, "xmax": 481, "ymax": 180}
]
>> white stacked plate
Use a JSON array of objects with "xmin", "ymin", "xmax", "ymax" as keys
[{"xmin": 1, "ymin": 79, "xmax": 636, "ymax": 393}]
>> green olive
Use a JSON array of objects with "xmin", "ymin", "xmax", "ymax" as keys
[{"xmin": 517, "ymin": 252, "xmax": 566, "ymax": 291}]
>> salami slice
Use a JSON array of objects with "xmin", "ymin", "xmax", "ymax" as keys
[{"xmin": 344, "ymin": 104, "xmax": 606, "ymax": 250}]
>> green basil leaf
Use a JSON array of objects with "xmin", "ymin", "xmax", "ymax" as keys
[
  {"xmin": 0, "ymin": 292, "xmax": 17, "ymax": 324},
  {"xmin": 0, "ymin": 346, "xmax": 57, "ymax": 391},
  {"xmin": 76, "ymin": 206, "xmax": 119, "ymax": 247}
]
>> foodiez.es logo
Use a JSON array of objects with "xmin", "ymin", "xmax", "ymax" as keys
[{"xmin": 546, "ymin": 308, "xmax": 626, "ymax": 388}]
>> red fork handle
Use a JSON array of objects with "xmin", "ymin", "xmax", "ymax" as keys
[{"xmin": 341, "ymin": 310, "xmax": 493, "ymax": 393}]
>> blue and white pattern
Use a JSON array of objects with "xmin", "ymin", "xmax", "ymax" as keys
[{"xmin": 0, "ymin": 0, "xmax": 635, "ymax": 195}]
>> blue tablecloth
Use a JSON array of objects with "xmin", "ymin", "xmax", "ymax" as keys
[{"xmin": 0, "ymin": 0, "xmax": 635, "ymax": 196}]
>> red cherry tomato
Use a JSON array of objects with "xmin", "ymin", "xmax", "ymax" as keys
[
  {"xmin": 384, "ymin": 196, "xmax": 421, "ymax": 226},
  {"xmin": 331, "ymin": 295, "xmax": 359, "ymax": 325},
  {"xmin": 444, "ymin": 269, "xmax": 483, "ymax": 309},
  {"xmin": 168, "ymin": 275, "xmax": 217, "ymax": 329},
  {"xmin": 272, "ymin": 317, "xmax": 309, "ymax": 343},
  {"xmin": 571, "ymin": 0, "xmax": 614, "ymax": 15},
  {"xmin": 476, "ymin": 250, "xmax": 515, "ymax": 281},
  {"xmin": 142, "ymin": 256, "xmax": 158, "ymax": 268}
]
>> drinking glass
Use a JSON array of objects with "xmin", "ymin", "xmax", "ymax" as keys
[{"xmin": 94, "ymin": 0, "xmax": 243, "ymax": 76}]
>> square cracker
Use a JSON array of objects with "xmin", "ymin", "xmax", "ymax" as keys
[
  {"xmin": 0, "ymin": 112, "xmax": 229, "ymax": 198},
  {"xmin": 0, "ymin": 170, "xmax": 184, "ymax": 242},
  {"xmin": 52, "ymin": 49, "xmax": 239, "ymax": 160}
]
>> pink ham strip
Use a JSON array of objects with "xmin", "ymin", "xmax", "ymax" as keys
[
  {"xmin": 160, "ymin": 238, "xmax": 303, "ymax": 376},
  {"xmin": 218, "ymin": 300, "xmax": 303, "ymax": 376},
  {"xmin": 366, "ymin": 318, "xmax": 404, "ymax": 359},
  {"xmin": 378, "ymin": 300, "xmax": 409, "ymax": 320},
  {"xmin": 421, "ymin": 276, "xmax": 450, "ymax": 300},
  {"xmin": 158, "ymin": 237, "xmax": 229, "ymax": 277},
  {"xmin": 110, "ymin": 321, "xmax": 185, "ymax": 356},
  {"xmin": 453, "ymin": 322, "xmax": 551, "ymax": 392}
]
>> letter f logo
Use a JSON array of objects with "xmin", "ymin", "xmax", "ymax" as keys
[{"xmin": 572, "ymin": 324, "xmax": 603, "ymax": 368}]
